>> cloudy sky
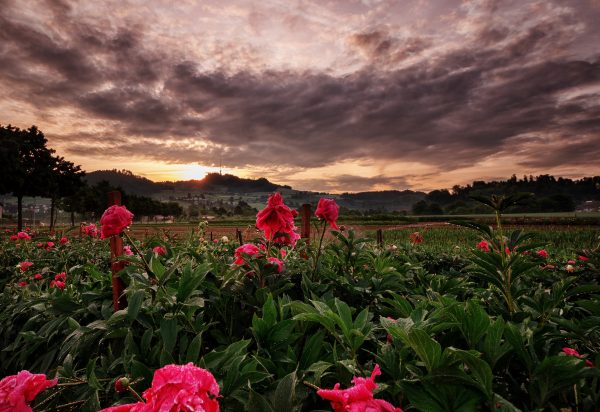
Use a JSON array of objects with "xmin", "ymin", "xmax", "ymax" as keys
[{"xmin": 1, "ymin": 0, "xmax": 599, "ymax": 192}]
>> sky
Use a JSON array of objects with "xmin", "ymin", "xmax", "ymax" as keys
[{"xmin": 1, "ymin": 0, "xmax": 599, "ymax": 193}]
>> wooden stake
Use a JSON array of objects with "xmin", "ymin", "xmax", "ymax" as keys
[
  {"xmin": 236, "ymin": 228, "xmax": 243, "ymax": 245},
  {"xmin": 108, "ymin": 191, "xmax": 127, "ymax": 312},
  {"xmin": 300, "ymin": 204, "xmax": 311, "ymax": 243},
  {"xmin": 376, "ymin": 229, "xmax": 383, "ymax": 247}
]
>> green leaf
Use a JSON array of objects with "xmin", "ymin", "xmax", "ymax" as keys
[
  {"xmin": 407, "ymin": 328, "xmax": 442, "ymax": 372},
  {"xmin": 127, "ymin": 289, "xmax": 145, "ymax": 321},
  {"xmin": 272, "ymin": 370, "xmax": 297, "ymax": 411},
  {"xmin": 160, "ymin": 318, "xmax": 178, "ymax": 353},
  {"xmin": 185, "ymin": 333, "xmax": 203, "ymax": 363},
  {"xmin": 247, "ymin": 388, "xmax": 275, "ymax": 412}
]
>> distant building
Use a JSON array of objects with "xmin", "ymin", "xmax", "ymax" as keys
[{"xmin": 576, "ymin": 200, "xmax": 600, "ymax": 212}]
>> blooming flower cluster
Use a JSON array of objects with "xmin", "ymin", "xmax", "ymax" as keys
[
  {"xmin": 317, "ymin": 364, "xmax": 402, "ymax": 412},
  {"xmin": 100, "ymin": 363, "xmax": 220, "ymax": 412},
  {"xmin": 0, "ymin": 370, "xmax": 57, "ymax": 412}
]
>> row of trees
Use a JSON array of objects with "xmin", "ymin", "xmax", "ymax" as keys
[
  {"xmin": 0, "ymin": 125, "xmax": 183, "ymax": 230},
  {"xmin": 413, "ymin": 174, "xmax": 600, "ymax": 215},
  {"xmin": 0, "ymin": 125, "xmax": 84, "ymax": 231}
]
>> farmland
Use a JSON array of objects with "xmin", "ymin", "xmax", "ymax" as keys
[{"xmin": 1, "ymin": 193, "xmax": 599, "ymax": 411}]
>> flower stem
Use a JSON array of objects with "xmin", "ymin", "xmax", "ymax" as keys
[{"xmin": 312, "ymin": 221, "xmax": 327, "ymax": 279}]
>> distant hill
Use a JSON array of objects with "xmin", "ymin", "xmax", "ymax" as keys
[
  {"xmin": 85, "ymin": 170, "xmax": 168, "ymax": 195},
  {"xmin": 85, "ymin": 170, "xmax": 287, "ymax": 196},
  {"xmin": 167, "ymin": 173, "xmax": 289, "ymax": 193}
]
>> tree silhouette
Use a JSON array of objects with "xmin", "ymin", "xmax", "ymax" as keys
[{"xmin": 0, "ymin": 125, "xmax": 55, "ymax": 230}]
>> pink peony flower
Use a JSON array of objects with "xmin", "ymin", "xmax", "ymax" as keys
[
  {"xmin": 17, "ymin": 232, "xmax": 31, "ymax": 240},
  {"xmin": 83, "ymin": 223, "xmax": 99, "ymax": 238},
  {"xmin": 152, "ymin": 246, "xmax": 167, "ymax": 256},
  {"xmin": 234, "ymin": 244, "xmax": 261, "ymax": 265},
  {"xmin": 10, "ymin": 235, "xmax": 18, "ymax": 241},
  {"xmin": 36, "ymin": 242, "xmax": 44, "ymax": 248},
  {"xmin": 317, "ymin": 364, "xmax": 402, "ymax": 412},
  {"xmin": 409, "ymin": 232, "xmax": 424, "ymax": 245},
  {"xmin": 563, "ymin": 347, "xmax": 581, "ymax": 357},
  {"xmin": 123, "ymin": 246, "xmax": 134, "ymax": 256},
  {"xmin": 18, "ymin": 261, "xmax": 33, "ymax": 272},
  {"xmin": 280, "ymin": 249, "xmax": 287, "ymax": 259},
  {"xmin": 55, "ymin": 272, "xmax": 66, "ymax": 282},
  {"xmin": 0, "ymin": 370, "xmax": 57, "ymax": 411},
  {"xmin": 99, "ymin": 363, "xmax": 220, "ymax": 412},
  {"xmin": 267, "ymin": 257, "xmax": 284, "ymax": 273},
  {"xmin": 256, "ymin": 193, "xmax": 297, "ymax": 241},
  {"xmin": 315, "ymin": 198, "xmax": 339, "ymax": 230},
  {"xmin": 563, "ymin": 347, "xmax": 595, "ymax": 367},
  {"xmin": 567, "ymin": 260, "xmax": 576, "ymax": 265},
  {"xmin": 50, "ymin": 280, "xmax": 66, "ymax": 290},
  {"xmin": 59, "ymin": 237, "xmax": 69, "ymax": 245},
  {"xmin": 476, "ymin": 240, "xmax": 490, "ymax": 252},
  {"xmin": 536, "ymin": 250, "xmax": 549, "ymax": 258},
  {"xmin": 34, "ymin": 274, "xmax": 43, "ymax": 280},
  {"xmin": 45, "ymin": 241, "xmax": 54, "ymax": 250},
  {"xmin": 100, "ymin": 205, "xmax": 134, "ymax": 239}
]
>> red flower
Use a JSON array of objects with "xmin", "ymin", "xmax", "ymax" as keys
[
  {"xmin": 17, "ymin": 232, "xmax": 31, "ymax": 240},
  {"xmin": 100, "ymin": 363, "xmax": 220, "ymax": 412},
  {"xmin": 18, "ymin": 261, "xmax": 33, "ymax": 272},
  {"xmin": 234, "ymin": 244, "xmax": 261, "ymax": 265},
  {"xmin": 409, "ymin": 232, "xmax": 424, "ymax": 245},
  {"xmin": 46, "ymin": 241, "xmax": 54, "ymax": 250},
  {"xmin": 36, "ymin": 242, "xmax": 44, "ymax": 248},
  {"xmin": 34, "ymin": 274, "xmax": 42, "ymax": 280},
  {"xmin": 567, "ymin": 259, "xmax": 576, "ymax": 265},
  {"xmin": 563, "ymin": 347, "xmax": 581, "ymax": 357},
  {"xmin": 100, "ymin": 205, "xmax": 134, "ymax": 239},
  {"xmin": 536, "ymin": 249, "xmax": 549, "ymax": 258},
  {"xmin": 123, "ymin": 246, "xmax": 134, "ymax": 256},
  {"xmin": 115, "ymin": 377, "xmax": 129, "ymax": 393},
  {"xmin": 10, "ymin": 235, "xmax": 18, "ymax": 241},
  {"xmin": 0, "ymin": 370, "xmax": 57, "ymax": 412},
  {"xmin": 578, "ymin": 255, "xmax": 589, "ymax": 261},
  {"xmin": 267, "ymin": 257, "xmax": 284, "ymax": 273},
  {"xmin": 315, "ymin": 198, "xmax": 339, "ymax": 230},
  {"xmin": 317, "ymin": 364, "xmax": 402, "ymax": 412},
  {"xmin": 18, "ymin": 281, "xmax": 28, "ymax": 287},
  {"xmin": 83, "ymin": 223, "xmax": 99, "ymax": 238},
  {"xmin": 152, "ymin": 246, "xmax": 167, "ymax": 256},
  {"xmin": 59, "ymin": 237, "xmax": 69, "ymax": 245},
  {"xmin": 50, "ymin": 280, "xmax": 66, "ymax": 290},
  {"xmin": 477, "ymin": 240, "xmax": 490, "ymax": 252},
  {"xmin": 562, "ymin": 347, "xmax": 595, "ymax": 367},
  {"xmin": 256, "ymin": 193, "xmax": 297, "ymax": 240},
  {"xmin": 55, "ymin": 272, "xmax": 67, "ymax": 282}
]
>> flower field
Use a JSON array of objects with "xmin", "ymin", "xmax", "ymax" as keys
[{"xmin": 1, "ymin": 193, "xmax": 599, "ymax": 411}]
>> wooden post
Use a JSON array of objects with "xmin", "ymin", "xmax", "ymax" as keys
[
  {"xmin": 376, "ymin": 229, "xmax": 383, "ymax": 247},
  {"xmin": 300, "ymin": 204, "xmax": 311, "ymax": 242},
  {"xmin": 79, "ymin": 223, "xmax": 84, "ymax": 238},
  {"xmin": 236, "ymin": 228, "xmax": 243, "ymax": 245},
  {"xmin": 210, "ymin": 231, "xmax": 213, "ymax": 242},
  {"xmin": 108, "ymin": 191, "xmax": 127, "ymax": 312}
]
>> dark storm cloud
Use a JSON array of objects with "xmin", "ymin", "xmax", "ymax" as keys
[{"xmin": 1, "ymin": 0, "xmax": 599, "ymax": 183}]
